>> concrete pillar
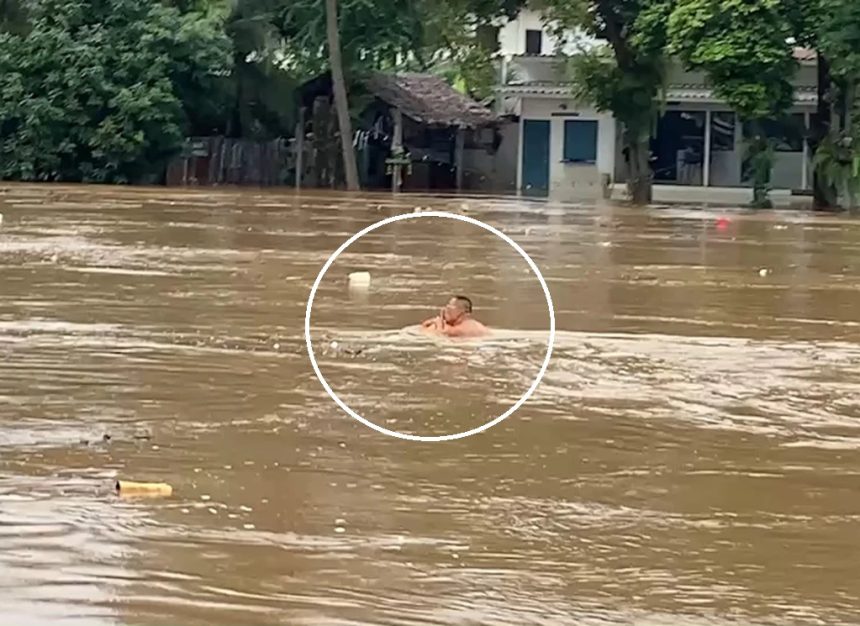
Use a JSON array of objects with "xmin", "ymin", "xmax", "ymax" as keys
[
  {"xmin": 295, "ymin": 106, "xmax": 305, "ymax": 191},
  {"xmin": 703, "ymin": 109, "xmax": 712, "ymax": 187},
  {"xmin": 455, "ymin": 126, "xmax": 465, "ymax": 191},
  {"xmin": 516, "ymin": 115, "xmax": 524, "ymax": 195},
  {"xmin": 391, "ymin": 108, "xmax": 403, "ymax": 193},
  {"xmin": 802, "ymin": 111, "xmax": 810, "ymax": 190}
]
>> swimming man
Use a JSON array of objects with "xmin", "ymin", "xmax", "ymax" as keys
[{"xmin": 421, "ymin": 295, "xmax": 490, "ymax": 338}]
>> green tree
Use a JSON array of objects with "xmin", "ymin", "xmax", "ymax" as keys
[
  {"xmin": 0, "ymin": 0, "xmax": 28, "ymax": 34},
  {"xmin": 223, "ymin": 0, "xmax": 298, "ymax": 139},
  {"xmin": 274, "ymin": 0, "xmax": 528, "ymax": 186},
  {"xmin": 0, "ymin": 0, "xmax": 231, "ymax": 183},
  {"xmin": 420, "ymin": 0, "xmax": 528, "ymax": 99},
  {"xmin": 536, "ymin": 0, "xmax": 674, "ymax": 205},
  {"xmin": 668, "ymin": 0, "xmax": 798, "ymax": 207},
  {"xmin": 813, "ymin": 0, "xmax": 860, "ymax": 211},
  {"xmin": 279, "ymin": 0, "xmax": 422, "ymax": 79},
  {"xmin": 325, "ymin": 0, "xmax": 359, "ymax": 190}
]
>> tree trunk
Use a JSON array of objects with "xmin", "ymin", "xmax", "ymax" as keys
[
  {"xmin": 625, "ymin": 131, "xmax": 652, "ymax": 205},
  {"xmin": 226, "ymin": 60, "xmax": 243, "ymax": 139},
  {"xmin": 324, "ymin": 0, "xmax": 360, "ymax": 191},
  {"xmin": 845, "ymin": 80, "xmax": 856, "ymax": 211},
  {"xmin": 811, "ymin": 53, "xmax": 836, "ymax": 210}
]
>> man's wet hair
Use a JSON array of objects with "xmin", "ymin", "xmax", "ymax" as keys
[{"xmin": 452, "ymin": 295, "xmax": 473, "ymax": 313}]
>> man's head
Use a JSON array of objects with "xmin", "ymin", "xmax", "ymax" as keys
[{"xmin": 442, "ymin": 295, "xmax": 473, "ymax": 325}]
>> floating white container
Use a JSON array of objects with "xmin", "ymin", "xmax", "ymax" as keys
[{"xmin": 348, "ymin": 271, "xmax": 371, "ymax": 289}]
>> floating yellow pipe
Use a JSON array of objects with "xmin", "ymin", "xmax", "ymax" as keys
[{"xmin": 115, "ymin": 480, "xmax": 173, "ymax": 498}]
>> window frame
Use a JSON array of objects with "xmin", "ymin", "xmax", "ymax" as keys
[{"xmin": 562, "ymin": 119, "xmax": 599, "ymax": 164}]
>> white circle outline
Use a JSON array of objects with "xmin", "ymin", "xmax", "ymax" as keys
[{"xmin": 304, "ymin": 210, "xmax": 555, "ymax": 442}]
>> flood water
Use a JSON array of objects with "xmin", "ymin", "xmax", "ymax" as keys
[{"xmin": 1, "ymin": 184, "xmax": 859, "ymax": 626}]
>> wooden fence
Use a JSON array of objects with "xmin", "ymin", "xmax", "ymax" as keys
[{"xmin": 165, "ymin": 137, "xmax": 291, "ymax": 187}]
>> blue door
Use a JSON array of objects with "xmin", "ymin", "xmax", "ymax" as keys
[{"xmin": 522, "ymin": 120, "xmax": 550, "ymax": 197}]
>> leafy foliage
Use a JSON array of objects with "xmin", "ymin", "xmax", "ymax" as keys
[
  {"xmin": 221, "ymin": 0, "xmax": 299, "ymax": 138},
  {"xmin": 817, "ymin": 0, "xmax": 860, "ymax": 81},
  {"xmin": 814, "ymin": 0, "xmax": 860, "ymax": 209},
  {"xmin": 668, "ymin": 0, "xmax": 796, "ymax": 120},
  {"xmin": 0, "ymin": 0, "xmax": 28, "ymax": 34},
  {"xmin": 276, "ymin": 0, "xmax": 526, "ymax": 94},
  {"xmin": 0, "ymin": 0, "xmax": 231, "ymax": 182},
  {"xmin": 813, "ymin": 133, "xmax": 860, "ymax": 209},
  {"xmin": 536, "ymin": 0, "xmax": 675, "ymax": 204},
  {"xmin": 278, "ymin": 0, "xmax": 423, "ymax": 79},
  {"xmin": 668, "ymin": 0, "xmax": 798, "ymax": 206}
]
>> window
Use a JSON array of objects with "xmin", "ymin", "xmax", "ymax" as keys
[
  {"xmin": 742, "ymin": 114, "xmax": 805, "ymax": 152},
  {"xmin": 476, "ymin": 24, "xmax": 500, "ymax": 53},
  {"xmin": 651, "ymin": 110, "xmax": 705, "ymax": 184},
  {"xmin": 710, "ymin": 112, "xmax": 735, "ymax": 151},
  {"xmin": 525, "ymin": 29, "xmax": 542, "ymax": 55},
  {"xmin": 563, "ymin": 120, "xmax": 598, "ymax": 163}
]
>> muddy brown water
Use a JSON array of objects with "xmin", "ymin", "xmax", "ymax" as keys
[{"xmin": 1, "ymin": 184, "xmax": 859, "ymax": 625}]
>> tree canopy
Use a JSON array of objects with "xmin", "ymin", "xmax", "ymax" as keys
[
  {"xmin": 0, "ymin": 0, "xmax": 231, "ymax": 182},
  {"xmin": 668, "ymin": 0, "xmax": 797, "ymax": 122},
  {"xmin": 0, "ymin": 0, "xmax": 532, "ymax": 182},
  {"xmin": 667, "ymin": 0, "xmax": 799, "ymax": 206},
  {"xmin": 536, "ymin": 0, "xmax": 675, "ymax": 204}
]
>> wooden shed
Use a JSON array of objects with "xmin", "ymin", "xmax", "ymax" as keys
[{"xmin": 296, "ymin": 72, "xmax": 499, "ymax": 192}]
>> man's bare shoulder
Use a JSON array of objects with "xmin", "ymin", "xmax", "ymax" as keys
[{"xmin": 445, "ymin": 319, "xmax": 490, "ymax": 338}]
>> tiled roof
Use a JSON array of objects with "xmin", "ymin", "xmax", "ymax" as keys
[
  {"xmin": 363, "ymin": 72, "xmax": 497, "ymax": 128},
  {"xmin": 498, "ymin": 82, "xmax": 818, "ymax": 104},
  {"xmin": 665, "ymin": 84, "xmax": 817, "ymax": 104}
]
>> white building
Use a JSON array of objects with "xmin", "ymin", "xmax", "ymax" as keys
[{"xmin": 492, "ymin": 9, "xmax": 818, "ymax": 206}]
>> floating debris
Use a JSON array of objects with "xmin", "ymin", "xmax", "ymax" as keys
[
  {"xmin": 759, "ymin": 268, "xmax": 770, "ymax": 277},
  {"xmin": 80, "ymin": 433, "xmax": 111, "ymax": 446},
  {"xmin": 116, "ymin": 480, "xmax": 173, "ymax": 498},
  {"xmin": 348, "ymin": 271, "xmax": 371, "ymax": 290}
]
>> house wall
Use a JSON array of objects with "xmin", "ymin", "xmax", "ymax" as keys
[
  {"xmin": 498, "ymin": 9, "xmax": 557, "ymax": 56},
  {"xmin": 520, "ymin": 97, "xmax": 615, "ymax": 200},
  {"xmin": 497, "ymin": 8, "xmax": 596, "ymax": 57},
  {"xmin": 462, "ymin": 123, "xmax": 519, "ymax": 193},
  {"xmin": 614, "ymin": 103, "xmax": 814, "ymax": 192},
  {"xmin": 508, "ymin": 55, "xmax": 564, "ymax": 84},
  {"xmin": 498, "ymin": 10, "xmax": 819, "ymax": 202}
]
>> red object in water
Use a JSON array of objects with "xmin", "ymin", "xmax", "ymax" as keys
[{"xmin": 716, "ymin": 217, "xmax": 730, "ymax": 230}]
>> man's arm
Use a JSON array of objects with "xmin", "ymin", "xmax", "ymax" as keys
[
  {"xmin": 441, "ymin": 323, "xmax": 467, "ymax": 337},
  {"xmin": 421, "ymin": 317, "xmax": 439, "ymax": 328}
]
